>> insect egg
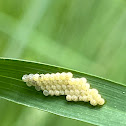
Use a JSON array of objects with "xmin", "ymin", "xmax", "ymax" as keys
[
  {"xmin": 67, "ymin": 72, "xmax": 73, "ymax": 79},
  {"xmin": 80, "ymin": 77, "xmax": 87, "ymax": 84},
  {"xmin": 60, "ymin": 72, "xmax": 66, "ymax": 80},
  {"xmin": 22, "ymin": 75, "xmax": 28, "ymax": 82},
  {"xmin": 75, "ymin": 90, "xmax": 79, "ymax": 95},
  {"xmin": 62, "ymin": 85, "xmax": 66, "ymax": 90},
  {"xmin": 55, "ymin": 72, "xmax": 60, "ymax": 80},
  {"xmin": 67, "ymin": 85, "xmax": 72, "ymax": 90},
  {"xmin": 66, "ymin": 95, "xmax": 72, "ymax": 101},
  {"xmin": 29, "ymin": 74, "xmax": 33, "ymax": 79},
  {"xmin": 79, "ymin": 96, "xmax": 83, "ymax": 101},
  {"xmin": 46, "ymin": 85, "xmax": 51, "ymax": 90},
  {"xmin": 80, "ymin": 90, "xmax": 85, "ymax": 96},
  {"xmin": 58, "ymin": 80, "xmax": 63, "ymax": 85},
  {"xmin": 87, "ymin": 95, "xmax": 92, "ymax": 101},
  {"xmin": 43, "ymin": 90, "xmax": 49, "ymax": 96},
  {"xmin": 97, "ymin": 98, "xmax": 105, "ymax": 105},
  {"xmin": 82, "ymin": 96, "xmax": 88, "ymax": 102},
  {"xmin": 59, "ymin": 90, "xmax": 65, "ymax": 95},
  {"xmin": 69, "ymin": 78, "xmax": 75, "ymax": 85},
  {"xmin": 56, "ymin": 85, "xmax": 61, "ymax": 90},
  {"xmin": 26, "ymin": 82, "xmax": 32, "ymax": 87},
  {"xmin": 72, "ymin": 95, "xmax": 78, "ymax": 101},
  {"xmin": 90, "ymin": 99, "xmax": 97, "ymax": 106},
  {"xmin": 35, "ymin": 85, "xmax": 41, "ymax": 91},
  {"xmin": 94, "ymin": 94, "xmax": 101, "ymax": 100},
  {"xmin": 55, "ymin": 90, "xmax": 60, "ymax": 96},
  {"xmin": 33, "ymin": 74, "xmax": 39, "ymax": 81},
  {"xmin": 50, "ymin": 74, "xmax": 55, "ymax": 80},
  {"xmin": 44, "ymin": 74, "xmax": 50, "ymax": 80},
  {"xmin": 85, "ymin": 83, "xmax": 90, "ymax": 89},
  {"xmin": 51, "ymin": 85, "xmax": 56, "ymax": 90},
  {"xmin": 65, "ymin": 89, "xmax": 70, "ymax": 95},
  {"xmin": 49, "ymin": 90, "xmax": 54, "ymax": 96},
  {"xmin": 90, "ymin": 89, "xmax": 98, "ymax": 95},
  {"xmin": 70, "ymin": 90, "xmax": 74, "ymax": 95}
]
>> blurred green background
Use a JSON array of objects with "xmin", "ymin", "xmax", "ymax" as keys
[{"xmin": 0, "ymin": 0, "xmax": 126, "ymax": 126}]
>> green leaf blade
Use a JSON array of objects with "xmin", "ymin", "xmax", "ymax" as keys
[{"xmin": 0, "ymin": 58, "xmax": 126, "ymax": 126}]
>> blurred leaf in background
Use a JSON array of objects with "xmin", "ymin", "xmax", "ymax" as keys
[{"xmin": 0, "ymin": 0, "xmax": 126, "ymax": 126}]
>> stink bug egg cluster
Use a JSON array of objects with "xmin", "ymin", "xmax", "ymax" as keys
[{"xmin": 22, "ymin": 72, "xmax": 105, "ymax": 106}]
